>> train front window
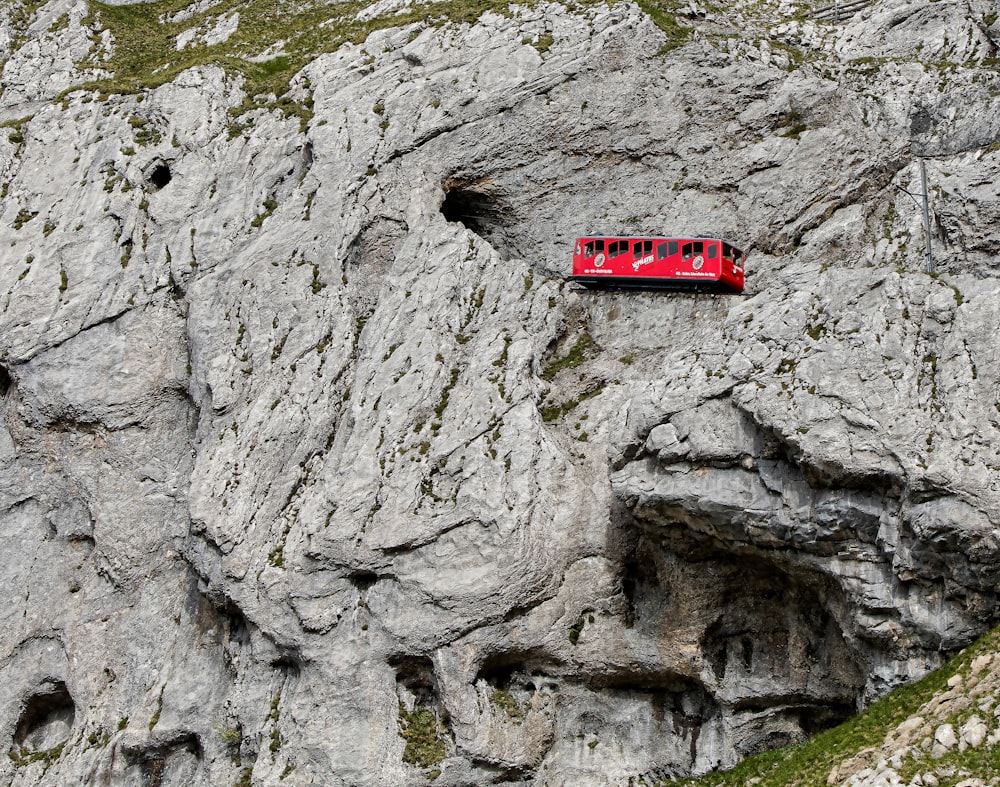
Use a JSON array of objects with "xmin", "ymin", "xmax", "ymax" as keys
[
  {"xmin": 584, "ymin": 241, "xmax": 594, "ymax": 256},
  {"xmin": 693, "ymin": 241, "xmax": 704, "ymax": 254},
  {"xmin": 682, "ymin": 242, "xmax": 692, "ymax": 257},
  {"xmin": 642, "ymin": 240, "xmax": 653, "ymax": 255}
]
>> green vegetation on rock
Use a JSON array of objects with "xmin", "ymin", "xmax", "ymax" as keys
[
  {"xmin": 541, "ymin": 333, "xmax": 597, "ymax": 381},
  {"xmin": 677, "ymin": 623, "xmax": 1000, "ymax": 787},
  {"xmin": 78, "ymin": 0, "xmax": 511, "ymax": 103},
  {"xmin": 398, "ymin": 706, "xmax": 447, "ymax": 768},
  {"xmin": 71, "ymin": 0, "xmax": 694, "ymax": 110}
]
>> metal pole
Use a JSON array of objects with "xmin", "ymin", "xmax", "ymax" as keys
[{"xmin": 919, "ymin": 157, "xmax": 933, "ymax": 272}]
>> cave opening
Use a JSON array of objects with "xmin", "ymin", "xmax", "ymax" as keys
[
  {"xmin": 391, "ymin": 655, "xmax": 439, "ymax": 711},
  {"xmin": 0, "ymin": 365, "xmax": 9, "ymax": 397},
  {"xmin": 440, "ymin": 177, "xmax": 522, "ymax": 260},
  {"xmin": 147, "ymin": 162, "xmax": 172, "ymax": 190},
  {"xmin": 476, "ymin": 652, "xmax": 541, "ymax": 693},
  {"xmin": 271, "ymin": 654, "xmax": 301, "ymax": 679},
  {"xmin": 348, "ymin": 570, "xmax": 379, "ymax": 593},
  {"xmin": 615, "ymin": 505, "xmax": 869, "ymax": 764},
  {"xmin": 13, "ymin": 680, "xmax": 75, "ymax": 753},
  {"xmin": 441, "ymin": 184, "xmax": 496, "ymax": 234}
]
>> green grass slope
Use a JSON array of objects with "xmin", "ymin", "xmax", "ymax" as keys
[
  {"xmin": 676, "ymin": 624, "xmax": 1000, "ymax": 787},
  {"xmin": 69, "ymin": 0, "xmax": 690, "ymax": 103}
]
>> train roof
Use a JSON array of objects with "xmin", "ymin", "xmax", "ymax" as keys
[{"xmin": 575, "ymin": 235, "xmax": 746, "ymax": 250}]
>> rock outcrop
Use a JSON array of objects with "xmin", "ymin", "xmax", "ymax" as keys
[{"xmin": 1, "ymin": 0, "xmax": 999, "ymax": 783}]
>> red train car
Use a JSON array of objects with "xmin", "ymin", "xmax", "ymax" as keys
[{"xmin": 572, "ymin": 236, "xmax": 746, "ymax": 293}]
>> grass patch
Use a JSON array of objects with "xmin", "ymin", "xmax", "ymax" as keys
[
  {"xmin": 636, "ymin": 0, "xmax": 690, "ymax": 53},
  {"xmin": 12, "ymin": 209, "xmax": 37, "ymax": 230},
  {"xmin": 71, "ymin": 0, "xmax": 519, "ymax": 105},
  {"xmin": 541, "ymin": 332, "xmax": 597, "ymax": 381},
  {"xmin": 1, "ymin": 115, "xmax": 33, "ymax": 145},
  {"xmin": 489, "ymin": 689, "xmax": 527, "ymax": 723},
  {"xmin": 398, "ymin": 706, "xmax": 446, "ymax": 768},
  {"xmin": 532, "ymin": 31, "xmax": 553, "ymax": 54},
  {"xmin": 540, "ymin": 384, "xmax": 603, "ymax": 421},
  {"xmin": 8, "ymin": 742, "xmax": 66, "ymax": 769}
]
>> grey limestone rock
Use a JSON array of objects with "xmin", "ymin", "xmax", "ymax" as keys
[{"xmin": 0, "ymin": 0, "xmax": 999, "ymax": 783}]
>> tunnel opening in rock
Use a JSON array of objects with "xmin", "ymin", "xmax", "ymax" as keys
[
  {"xmin": 271, "ymin": 655, "xmax": 301, "ymax": 678},
  {"xmin": 619, "ymin": 538, "xmax": 665, "ymax": 631},
  {"xmin": 147, "ymin": 162, "xmax": 172, "ymax": 190},
  {"xmin": 392, "ymin": 655, "xmax": 440, "ymax": 711},
  {"xmin": 440, "ymin": 177, "xmax": 522, "ymax": 260},
  {"xmin": 13, "ymin": 680, "xmax": 75, "ymax": 753},
  {"xmin": 476, "ymin": 650, "xmax": 556, "ymax": 694},
  {"xmin": 392, "ymin": 655, "xmax": 452, "ymax": 766},
  {"xmin": 0, "ymin": 365, "xmax": 9, "ymax": 396},
  {"xmin": 223, "ymin": 604, "xmax": 249, "ymax": 650}
]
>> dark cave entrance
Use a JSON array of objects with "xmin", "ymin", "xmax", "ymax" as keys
[
  {"xmin": 441, "ymin": 184, "xmax": 497, "ymax": 234},
  {"xmin": 146, "ymin": 161, "xmax": 172, "ymax": 190},
  {"xmin": 440, "ymin": 177, "xmax": 522, "ymax": 260},
  {"xmin": 0, "ymin": 365, "xmax": 9, "ymax": 397},
  {"xmin": 392, "ymin": 655, "xmax": 440, "ymax": 711}
]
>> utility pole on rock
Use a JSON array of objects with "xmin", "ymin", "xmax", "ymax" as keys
[{"xmin": 919, "ymin": 158, "xmax": 933, "ymax": 273}]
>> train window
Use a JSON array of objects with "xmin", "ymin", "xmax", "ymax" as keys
[
  {"xmin": 682, "ymin": 242, "xmax": 692, "ymax": 257},
  {"xmin": 707, "ymin": 244, "xmax": 718, "ymax": 259},
  {"xmin": 584, "ymin": 241, "xmax": 595, "ymax": 256},
  {"xmin": 642, "ymin": 240, "xmax": 653, "ymax": 255},
  {"xmin": 595, "ymin": 239, "xmax": 605, "ymax": 252},
  {"xmin": 609, "ymin": 241, "xmax": 624, "ymax": 257},
  {"xmin": 668, "ymin": 241, "xmax": 678, "ymax": 256},
  {"xmin": 693, "ymin": 241, "xmax": 703, "ymax": 254},
  {"xmin": 656, "ymin": 242, "xmax": 667, "ymax": 260},
  {"xmin": 632, "ymin": 241, "xmax": 642, "ymax": 256}
]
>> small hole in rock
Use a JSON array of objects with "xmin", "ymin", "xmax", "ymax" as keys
[
  {"xmin": 148, "ymin": 163, "xmax": 172, "ymax": 190},
  {"xmin": 349, "ymin": 570, "xmax": 378, "ymax": 592}
]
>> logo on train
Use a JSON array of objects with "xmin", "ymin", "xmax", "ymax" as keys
[
  {"xmin": 595, "ymin": 252, "xmax": 606, "ymax": 268},
  {"xmin": 692, "ymin": 255, "xmax": 704, "ymax": 270},
  {"xmin": 632, "ymin": 254, "xmax": 654, "ymax": 272}
]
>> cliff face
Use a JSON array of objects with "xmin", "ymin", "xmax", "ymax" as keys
[{"xmin": 1, "ymin": 0, "xmax": 999, "ymax": 783}]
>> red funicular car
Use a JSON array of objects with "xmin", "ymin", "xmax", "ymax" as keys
[{"xmin": 572, "ymin": 236, "xmax": 746, "ymax": 293}]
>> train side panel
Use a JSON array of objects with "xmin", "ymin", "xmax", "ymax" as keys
[{"xmin": 572, "ymin": 236, "xmax": 744, "ymax": 293}]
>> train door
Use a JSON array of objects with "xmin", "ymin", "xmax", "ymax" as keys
[
  {"xmin": 721, "ymin": 242, "xmax": 745, "ymax": 289},
  {"xmin": 657, "ymin": 239, "xmax": 679, "ymax": 275}
]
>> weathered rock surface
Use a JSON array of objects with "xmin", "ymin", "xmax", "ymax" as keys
[{"xmin": 0, "ymin": 0, "xmax": 999, "ymax": 783}]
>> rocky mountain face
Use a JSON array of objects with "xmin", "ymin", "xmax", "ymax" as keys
[{"xmin": 0, "ymin": 0, "xmax": 999, "ymax": 783}]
